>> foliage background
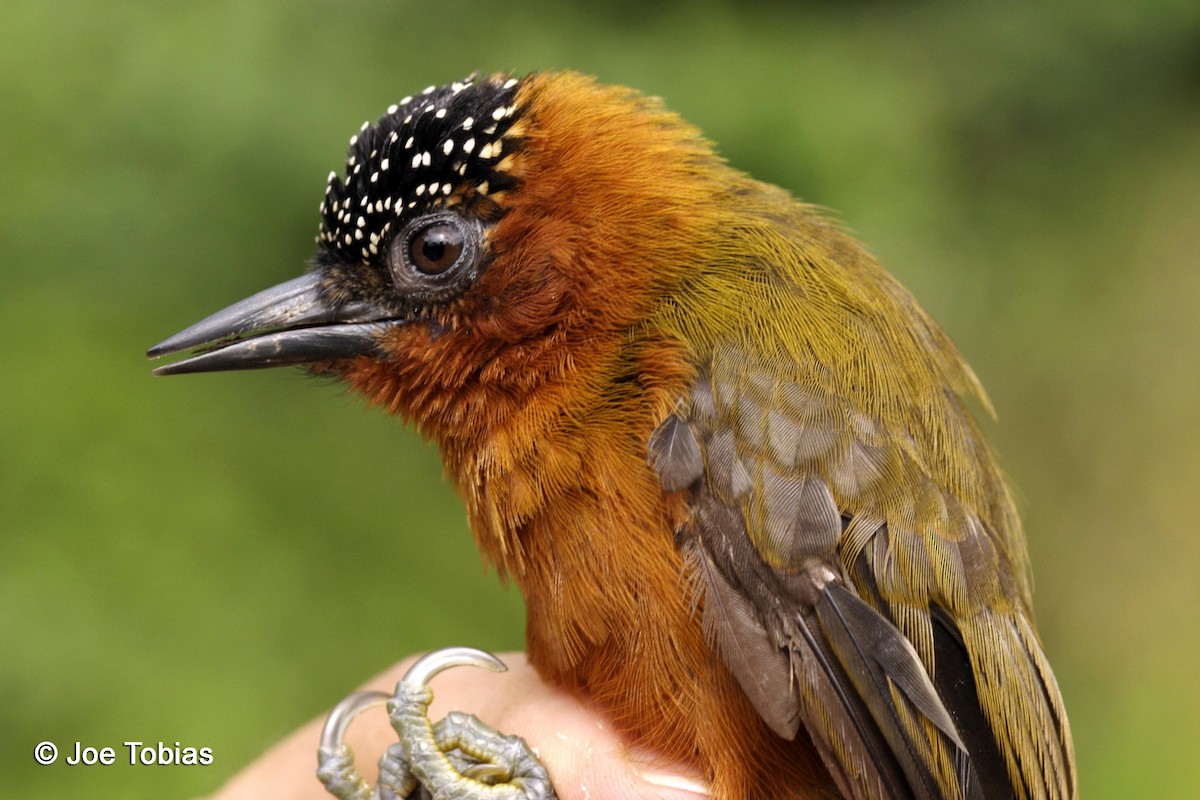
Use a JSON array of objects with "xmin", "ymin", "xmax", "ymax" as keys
[{"xmin": 3, "ymin": 1, "xmax": 1197, "ymax": 797}]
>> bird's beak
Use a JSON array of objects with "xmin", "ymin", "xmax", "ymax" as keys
[{"xmin": 147, "ymin": 272, "xmax": 393, "ymax": 375}]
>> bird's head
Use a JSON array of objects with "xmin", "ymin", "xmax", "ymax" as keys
[{"xmin": 149, "ymin": 71, "xmax": 732, "ymax": 462}]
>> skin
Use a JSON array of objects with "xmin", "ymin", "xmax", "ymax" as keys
[{"xmin": 203, "ymin": 653, "xmax": 714, "ymax": 800}]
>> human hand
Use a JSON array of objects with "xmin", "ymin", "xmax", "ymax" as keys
[{"xmin": 204, "ymin": 651, "xmax": 710, "ymax": 800}]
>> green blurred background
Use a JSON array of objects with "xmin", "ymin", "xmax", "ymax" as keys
[{"xmin": 3, "ymin": 1, "xmax": 1197, "ymax": 797}]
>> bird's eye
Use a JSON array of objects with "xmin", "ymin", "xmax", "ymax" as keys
[
  {"xmin": 388, "ymin": 211, "xmax": 483, "ymax": 302},
  {"xmin": 410, "ymin": 221, "xmax": 464, "ymax": 274}
]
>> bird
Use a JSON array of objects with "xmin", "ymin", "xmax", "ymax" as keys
[{"xmin": 149, "ymin": 71, "xmax": 1076, "ymax": 799}]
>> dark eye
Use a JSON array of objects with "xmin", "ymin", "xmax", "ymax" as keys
[
  {"xmin": 388, "ymin": 211, "xmax": 483, "ymax": 302},
  {"xmin": 410, "ymin": 221, "xmax": 464, "ymax": 274}
]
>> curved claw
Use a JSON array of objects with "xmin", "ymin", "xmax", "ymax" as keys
[
  {"xmin": 320, "ymin": 690, "xmax": 392, "ymax": 751},
  {"xmin": 401, "ymin": 646, "xmax": 509, "ymax": 688},
  {"xmin": 317, "ymin": 690, "xmax": 392, "ymax": 800}
]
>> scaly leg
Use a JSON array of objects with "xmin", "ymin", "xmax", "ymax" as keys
[{"xmin": 317, "ymin": 647, "xmax": 556, "ymax": 800}]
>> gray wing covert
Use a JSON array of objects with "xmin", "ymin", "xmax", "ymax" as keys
[{"xmin": 648, "ymin": 352, "xmax": 1008, "ymax": 800}]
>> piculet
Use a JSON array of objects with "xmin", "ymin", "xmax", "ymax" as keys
[{"xmin": 149, "ymin": 71, "xmax": 1076, "ymax": 799}]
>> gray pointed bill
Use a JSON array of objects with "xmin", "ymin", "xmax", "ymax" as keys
[{"xmin": 147, "ymin": 273, "xmax": 394, "ymax": 375}]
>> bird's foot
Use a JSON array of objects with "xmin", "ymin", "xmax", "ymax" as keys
[{"xmin": 317, "ymin": 647, "xmax": 556, "ymax": 800}]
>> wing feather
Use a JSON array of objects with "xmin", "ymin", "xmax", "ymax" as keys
[{"xmin": 650, "ymin": 350, "xmax": 1072, "ymax": 798}]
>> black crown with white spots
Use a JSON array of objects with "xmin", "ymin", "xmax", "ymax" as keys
[{"xmin": 317, "ymin": 74, "xmax": 526, "ymax": 265}]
